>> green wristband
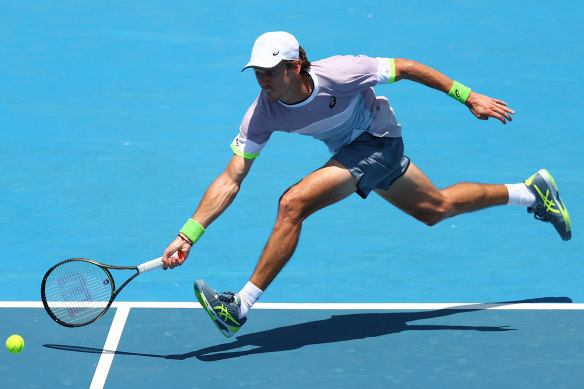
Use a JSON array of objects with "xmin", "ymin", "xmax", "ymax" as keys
[
  {"xmin": 448, "ymin": 81, "xmax": 471, "ymax": 104},
  {"xmin": 180, "ymin": 218, "xmax": 205, "ymax": 245}
]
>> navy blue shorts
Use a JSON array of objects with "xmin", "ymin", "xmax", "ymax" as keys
[{"xmin": 332, "ymin": 132, "xmax": 410, "ymax": 199}]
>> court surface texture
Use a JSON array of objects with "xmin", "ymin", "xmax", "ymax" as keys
[{"xmin": 1, "ymin": 1, "xmax": 583, "ymax": 388}]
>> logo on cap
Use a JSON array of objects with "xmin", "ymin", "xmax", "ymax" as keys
[{"xmin": 273, "ymin": 50, "xmax": 280, "ymax": 56}]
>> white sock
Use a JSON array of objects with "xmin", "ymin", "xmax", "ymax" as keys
[
  {"xmin": 505, "ymin": 183, "xmax": 536, "ymax": 207},
  {"xmin": 238, "ymin": 281, "xmax": 263, "ymax": 318}
]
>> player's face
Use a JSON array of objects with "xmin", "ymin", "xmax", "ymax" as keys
[{"xmin": 254, "ymin": 62, "xmax": 296, "ymax": 103}]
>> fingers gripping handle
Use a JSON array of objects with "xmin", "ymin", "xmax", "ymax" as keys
[{"xmin": 137, "ymin": 251, "xmax": 184, "ymax": 274}]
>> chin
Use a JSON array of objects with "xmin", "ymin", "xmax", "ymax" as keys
[{"xmin": 265, "ymin": 94, "xmax": 279, "ymax": 103}]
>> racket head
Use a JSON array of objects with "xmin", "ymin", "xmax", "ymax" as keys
[{"xmin": 41, "ymin": 258, "xmax": 116, "ymax": 327}]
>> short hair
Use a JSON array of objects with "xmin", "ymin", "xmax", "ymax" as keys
[{"xmin": 285, "ymin": 46, "xmax": 311, "ymax": 71}]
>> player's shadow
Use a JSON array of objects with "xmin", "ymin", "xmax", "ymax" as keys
[
  {"xmin": 43, "ymin": 297, "xmax": 571, "ymax": 362},
  {"xmin": 183, "ymin": 297, "xmax": 571, "ymax": 362}
]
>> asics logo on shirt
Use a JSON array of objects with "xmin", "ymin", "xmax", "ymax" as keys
[{"xmin": 329, "ymin": 96, "xmax": 337, "ymax": 108}]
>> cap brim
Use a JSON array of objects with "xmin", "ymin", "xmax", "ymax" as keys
[{"xmin": 241, "ymin": 58, "xmax": 284, "ymax": 72}]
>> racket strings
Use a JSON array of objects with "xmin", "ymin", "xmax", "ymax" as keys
[{"xmin": 44, "ymin": 261, "xmax": 113, "ymax": 325}]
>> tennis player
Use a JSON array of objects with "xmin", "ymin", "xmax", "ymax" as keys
[{"xmin": 162, "ymin": 31, "xmax": 571, "ymax": 337}]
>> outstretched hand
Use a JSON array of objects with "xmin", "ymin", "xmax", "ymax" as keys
[{"xmin": 465, "ymin": 91, "xmax": 515, "ymax": 124}]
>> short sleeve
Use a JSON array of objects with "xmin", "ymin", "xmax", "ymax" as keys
[
  {"xmin": 376, "ymin": 57, "xmax": 396, "ymax": 84},
  {"xmin": 231, "ymin": 97, "xmax": 272, "ymax": 159}
]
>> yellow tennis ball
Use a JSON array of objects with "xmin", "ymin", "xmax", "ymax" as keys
[{"xmin": 6, "ymin": 335, "xmax": 24, "ymax": 354}]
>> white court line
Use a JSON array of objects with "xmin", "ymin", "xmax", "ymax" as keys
[
  {"xmin": 0, "ymin": 301, "xmax": 44, "ymax": 308},
  {"xmin": 1, "ymin": 301, "xmax": 583, "ymax": 309},
  {"xmin": 89, "ymin": 304, "xmax": 130, "ymax": 389}
]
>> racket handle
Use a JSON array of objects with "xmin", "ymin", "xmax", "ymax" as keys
[
  {"xmin": 137, "ymin": 252, "xmax": 183, "ymax": 274},
  {"xmin": 138, "ymin": 258, "xmax": 164, "ymax": 274}
]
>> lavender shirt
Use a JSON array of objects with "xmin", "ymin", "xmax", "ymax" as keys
[{"xmin": 231, "ymin": 55, "xmax": 401, "ymax": 158}]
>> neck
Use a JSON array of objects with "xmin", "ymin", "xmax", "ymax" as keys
[
  {"xmin": 283, "ymin": 71, "xmax": 313, "ymax": 105},
  {"xmin": 301, "ymin": 71, "xmax": 314, "ymax": 96}
]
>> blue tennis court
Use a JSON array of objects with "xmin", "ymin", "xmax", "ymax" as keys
[{"xmin": 1, "ymin": 1, "xmax": 583, "ymax": 388}]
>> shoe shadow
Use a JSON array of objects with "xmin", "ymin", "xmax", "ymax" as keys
[{"xmin": 43, "ymin": 297, "xmax": 571, "ymax": 362}]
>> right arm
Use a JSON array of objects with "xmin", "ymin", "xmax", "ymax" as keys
[
  {"xmin": 162, "ymin": 154, "xmax": 255, "ymax": 267},
  {"xmin": 192, "ymin": 154, "xmax": 255, "ymax": 228}
]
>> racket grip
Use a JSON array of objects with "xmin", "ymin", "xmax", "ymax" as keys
[
  {"xmin": 137, "ymin": 258, "xmax": 164, "ymax": 274},
  {"xmin": 137, "ymin": 252, "xmax": 184, "ymax": 274}
]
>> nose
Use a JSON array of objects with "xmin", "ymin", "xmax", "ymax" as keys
[
  {"xmin": 257, "ymin": 78, "xmax": 272, "ymax": 92},
  {"xmin": 256, "ymin": 72, "xmax": 267, "ymax": 84}
]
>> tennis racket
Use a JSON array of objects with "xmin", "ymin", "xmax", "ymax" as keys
[{"xmin": 40, "ymin": 252, "xmax": 183, "ymax": 327}]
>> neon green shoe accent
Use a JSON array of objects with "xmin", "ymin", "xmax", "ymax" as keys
[
  {"xmin": 527, "ymin": 169, "xmax": 560, "ymax": 193},
  {"xmin": 532, "ymin": 185, "xmax": 560, "ymax": 214},
  {"xmin": 196, "ymin": 289, "xmax": 234, "ymax": 337},
  {"xmin": 542, "ymin": 169, "xmax": 559, "ymax": 191},
  {"xmin": 524, "ymin": 173, "xmax": 537, "ymax": 187},
  {"xmin": 195, "ymin": 290, "xmax": 217, "ymax": 322},
  {"xmin": 565, "ymin": 210, "xmax": 572, "ymax": 232},
  {"xmin": 213, "ymin": 304, "xmax": 241, "ymax": 327},
  {"xmin": 194, "ymin": 280, "xmax": 247, "ymax": 337},
  {"xmin": 525, "ymin": 169, "xmax": 571, "ymax": 240},
  {"xmin": 556, "ymin": 197, "xmax": 571, "ymax": 232},
  {"xmin": 528, "ymin": 170, "xmax": 571, "ymax": 227}
]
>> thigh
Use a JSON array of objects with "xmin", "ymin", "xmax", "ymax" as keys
[
  {"xmin": 285, "ymin": 159, "xmax": 359, "ymax": 218},
  {"xmin": 374, "ymin": 162, "xmax": 445, "ymax": 217}
]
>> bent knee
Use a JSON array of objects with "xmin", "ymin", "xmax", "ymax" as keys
[
  {"xmin": 413, "ymin": 212, "xmax": 443, "ymax": 226},
  {"xmin": 277, "ymin": 186, "xmax": 308, "ymax": 222},
  {"xmin": 411, "ymin": 203, "xmax": 451, "ymax": 226}
]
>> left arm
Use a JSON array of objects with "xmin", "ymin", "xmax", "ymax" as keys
[{"xmin": 393, "ymin": 58, "xmax": 515, "ymax": 124}]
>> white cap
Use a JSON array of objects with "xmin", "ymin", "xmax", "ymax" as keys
[{"xmin": 242, "ymin": 31, "xmax": 299, "ymax": 71}]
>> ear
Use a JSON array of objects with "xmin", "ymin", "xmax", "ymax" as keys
[{"xmin": 289, "ymin": 59, "xmax": 302, "ymax": 75}]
